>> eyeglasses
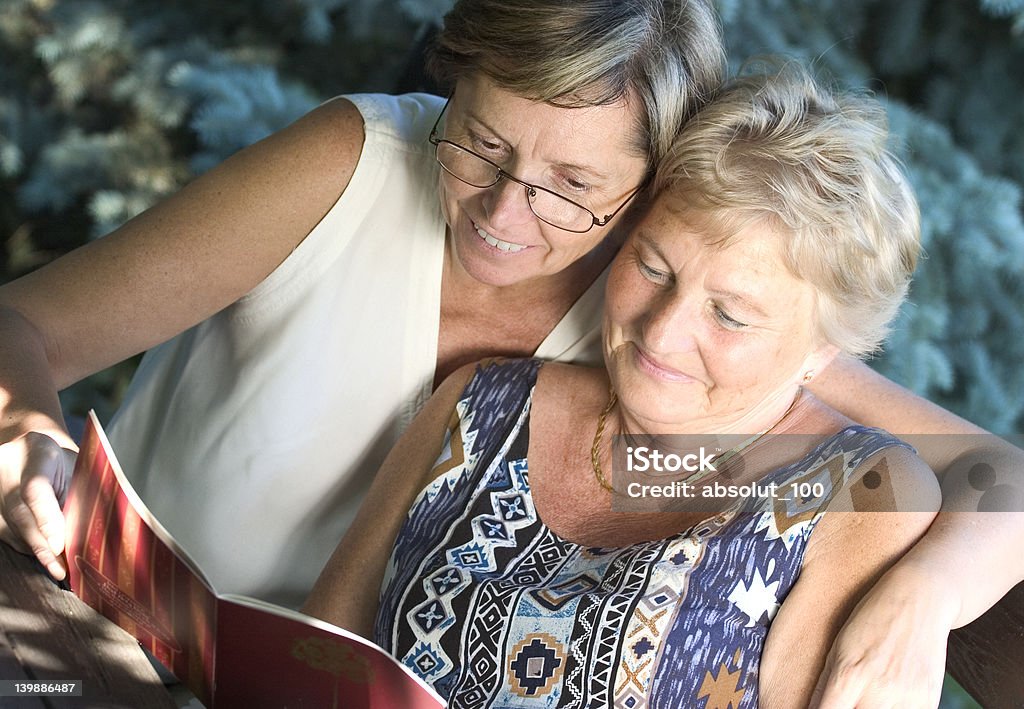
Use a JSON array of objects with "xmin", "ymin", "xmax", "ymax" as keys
[{"xmin": 428, "ymin": 97, "xmax": 645, "ymax": 234}]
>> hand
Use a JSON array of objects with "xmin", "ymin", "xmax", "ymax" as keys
[
  {"xmin": 811, "ymin": 565, "xmax": 956, "ymax": 709},
  {"xmin": 0, "ymin": 432, "xmax": 77, "ymax": 580}
]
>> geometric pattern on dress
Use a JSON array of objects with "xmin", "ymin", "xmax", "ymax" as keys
[
  {"xmin": 403, "ymin": 641, "xmax": 448, "ymax": 681},
  {"xmin": 615, "ymin": 686, "xmax": 647, "ymax": 709},
  {"xmin": 444, "ymin": 458, "xmax": 536, "ymax": 575},
  {"xmin": 377, "ymin": 394, "xmax": 488, "ymax": 650},
  {"xmin": 453, "ymin": 525, "xmax": 575, "ymax": 707},
  {"xmin": 611, "ymin": 515, "xmax": 728, "ymax": 706},
  {"xmin": 390, "ymin": 363, "xmax": 547, "ymax": 697},
  {"xmin": 429, "ymin": 410, "xmax": 467, "ymax": 481},
  {"xmin": 613, "ymin": 533, "xmax": 703, "ymax": 703},
  {"xmin": 588, "ymin": 544, "xmax": 664, "ymax": 708},
  {"xmin": 770, "ymin": 453, "xmax": 848, "ymax": 538},
  {"xmin": 561, "ymin": 589, "xmax": 603, "ymax": 708},
  {"xmin": 507, "ymin": 633, "xmax": 567, "ymax": 698},
  {"xmin": 451, "ymin": 582, "xmax": 520, "ymax": 707},
  {"xmin": 531, "ymin": 573, "xmax": 601, "ymax": 611},
  {"xmin": 697, "ymin": 647, "xmax": 747, "ymax": 709},
  {"xmin": 727, "ymin": 557, "xmax": 781, "ymax": 627},
  {"xmin": 376, "ymin": 360, "xmax": 916, "ymax": 709}
]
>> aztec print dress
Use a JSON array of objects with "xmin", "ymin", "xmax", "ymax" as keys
[{"xmin": 374, "ymin": 359, "xmax": 909, "ymax": 708}]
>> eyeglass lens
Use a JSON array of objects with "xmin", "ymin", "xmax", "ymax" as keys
[{"xmin": 434, "ymin": 141, "xmax": 595, "ymax": 233}]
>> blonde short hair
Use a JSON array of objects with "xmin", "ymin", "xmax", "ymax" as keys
[
  {"xmin": 655, "ymin": 63, "xmax": 921, "ymax": 357},
  {"xmin": 428, "ymin": 0, "xmax": 725, "ymax": 170}
]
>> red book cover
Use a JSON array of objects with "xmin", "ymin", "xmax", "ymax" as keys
[{"xmin": 64, "ymin": 411, "xmax": 445, "ymax": 709}]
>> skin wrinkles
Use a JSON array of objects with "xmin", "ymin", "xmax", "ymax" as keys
[
  {"xmin": 602, "ymin": 194, "xmax": 839, "ymax": 437},
  {"xmin": 438, "ymin": 73, "xmax": 648, "ymax": 291},
  {"xmin": 454, "ymin": 113, "xmax": 615, "ymax": 187}
]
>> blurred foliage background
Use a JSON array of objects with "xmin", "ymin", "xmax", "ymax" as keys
[{"xmin": 1, "ymin": 1, "xmax": 1022, "ymax": 703}]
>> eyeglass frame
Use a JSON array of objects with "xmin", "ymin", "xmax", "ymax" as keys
[{"xmin": 427, "ymin": 95, "xmax": 647, "ymax": 234}]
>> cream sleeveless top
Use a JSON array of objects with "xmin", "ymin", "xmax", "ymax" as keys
[{"xmin": 107, "ymin": 93, "xmax": 606, "ymax": 608}]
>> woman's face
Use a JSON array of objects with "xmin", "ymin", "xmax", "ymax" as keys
[
  {"xmin": 603, "ymin": 194, "xmax": 838, "ymax": 434},
  {"xmin": 438, "ymin": 74, "xmax": 649, "ymax": 289}
]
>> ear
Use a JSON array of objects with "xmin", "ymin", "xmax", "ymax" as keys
[{"xmin": 798, "ymin": 343, "xmax": 841, "ymax": 385}]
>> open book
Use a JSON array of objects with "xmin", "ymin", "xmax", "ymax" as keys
[{"xmin": 63, "ymin": 412, "xmax": 445, "ymax": 709}]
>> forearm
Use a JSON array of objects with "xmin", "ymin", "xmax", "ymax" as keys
[
  {"xmin": 0, "ymin": 306, "xmax": 72, "ymax": 447},
  {"xmin": 811, "ymin": 354, "xmax": 1024, "ymax": 623},
  {"xmin": 810, "ymin": 355, "xmax": 988, "ymax": 472},
  {"xmin": 912, "ymin": 435, "xmax": 1024, "ymax": 625},
  {"xmin": 810, "ymin": 355, "xmax": 986, "ymax": 434},
  {"xmin": 882, "ymin": 511, "xmax": 1024, "ymax": 630}
]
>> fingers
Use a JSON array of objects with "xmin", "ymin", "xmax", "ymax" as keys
[
  {"xmin": 5, "ymin": 484, "xmax": 67, "ymax": 580},
  {"xmin": 23, "ymin": 470, "xmax": 69, "ymax": 578},
  {"xmin": 0, "ymin": 433, "xmax": 75, "ymax": 581}
]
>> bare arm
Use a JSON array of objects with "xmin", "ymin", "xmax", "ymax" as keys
[
  {"xmin": 810, "ymin": 355, "xmax": 1024, "ymax": 621},
  {"xmin": 0, "ymin": 97, "xmax": 365, "ymax": 388},
  {"xmin": 0, "ymin": 97, "xmax": 366, "ymax": 574},
  {"xmin": 759, "ymin": 447, "xmax": 941, "ymax": 708},
  {"xmin": 808, "ymin": 354, "xmax": 985, "ymax": 449},
  {"xmin": 808, "ymin": 355, "xmax": 1024, "ymax": 707},
  {"xmin": 302, "ymin": 365, "xmax": 477, "ymax": 638}
]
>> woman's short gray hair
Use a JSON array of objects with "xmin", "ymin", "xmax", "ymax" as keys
[
  {"xmin": 654, "ymin": 62, "xmax": 921, "ymax": 357},
  {"xmin": 428, "ymin": 0, "xmax": 726, "ymax": 171}
]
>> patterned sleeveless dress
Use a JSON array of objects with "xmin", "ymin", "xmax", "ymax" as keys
[{"xmin": 374, "ymin": 359, "xmax": 909, "ymax": 708}]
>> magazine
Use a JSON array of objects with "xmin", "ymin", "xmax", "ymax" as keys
[{"xmin": 63, "ymin": 411, "xmax": 445, "ymax": 708}]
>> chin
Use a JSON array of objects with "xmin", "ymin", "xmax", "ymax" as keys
[
  {"xmin": 627, "ymin": 395, "xmax": 700, "ymax": 430},
  {"xmin": 450, "ymin": 224, "xmax": 542, "ymax": 288},
  {"xmin": 613, "ymin": 372, "xmax": 698, "ymax": 429}
]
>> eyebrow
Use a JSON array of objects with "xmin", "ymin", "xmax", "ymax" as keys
[
  {"xmin": 463, "ymin": 112, "xmax": 612, "ymax": 184},
  {"xmin": 553, "ymin": 160, "xmax": 610, "ymax": 183},
  {"xmin": 636, "ymin": 232, "xmax": 671, "ymax": 262}
]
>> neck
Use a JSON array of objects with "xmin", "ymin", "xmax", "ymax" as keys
[{"xmin": 614, "ymin": 385, "xmax": 804, "ymax": 439}]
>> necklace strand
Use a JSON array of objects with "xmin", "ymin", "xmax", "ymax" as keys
[
  {"xmin": 591, "ymin": 388, "xmax": 801, "ymax": 493},
  {"xmin": 591, "ymin": 389, "xmax": 619, "ymax": 492}
]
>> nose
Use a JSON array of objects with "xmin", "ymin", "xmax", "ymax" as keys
[
  {"xmin": 641, "ymin": 291, "xmax": 700, "ymax": 356},
  {"xmin": 483, "ymin": 175, "xmax": 536, "ymax": 230}
]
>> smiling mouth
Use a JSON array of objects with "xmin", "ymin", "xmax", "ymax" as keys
[
  {"xmin": 475, "ymin": 223, "xmax": 527, "ymax": 253},
  {"xmin": 634, "ymin": 346, "xmax": 694, "ymax": 382}
]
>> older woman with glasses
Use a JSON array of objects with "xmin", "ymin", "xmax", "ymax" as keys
[
  {"xmin": 0, "ymin": 1, "xmax": 1021, "ymax": 704},
  {"xmin": 303, "ymin": 65, "xmax": 941, "ymax": 707},
  {"xmin": 428, "ymin": 97, "xmax": 647, "ymax": 235}
]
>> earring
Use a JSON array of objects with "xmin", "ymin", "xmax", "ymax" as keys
[{"xmin": 802, "ymin": 371, "xmax": 814, "ymax": 383}]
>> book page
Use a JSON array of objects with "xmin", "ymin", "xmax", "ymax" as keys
[
  {"xmin": 215, "ymin": 595, "xmax": 445, "ymax": 708},
  {"xmin": 64, "ymin": 411, "xmax": 217, "ymax": 706},
  {"xmin": 64, "ymin": 412, "xmax": 446, "ymax": 708}
]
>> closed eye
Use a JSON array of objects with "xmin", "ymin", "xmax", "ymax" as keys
[
  {"xmin": 637, "ymin": 259, "xmax": 671, "ymax": 285},
  {"xmin": 557, "ymin": 173, "xmax": 592, "ymax": 194},
  {"xmin": 469, "ymin": 132, "xmax": 507, "ymax": 156},
  {"xmin": 713, "ymin": 304, "xmax": 747, "ymax": 330}
]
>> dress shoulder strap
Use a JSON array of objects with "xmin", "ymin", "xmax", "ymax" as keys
[{"xmin": 454, "ymin": 358, "xmax": 543, "ymax": 463}]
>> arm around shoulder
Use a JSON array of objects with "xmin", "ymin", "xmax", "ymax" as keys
[
  {"xmin": 811, "ymin": 355, "xmax": 1024, "ymax": 623},
  {"xmin": 759, "ymin": 446, "xmax": 941, "ymax": 708}
]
